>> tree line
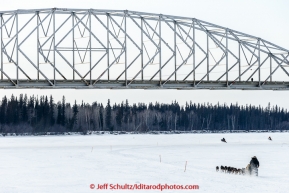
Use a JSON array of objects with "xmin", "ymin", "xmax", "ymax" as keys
[{"xmin": 0, "ymin": 94, "xmax": 289, "ymax": 134}]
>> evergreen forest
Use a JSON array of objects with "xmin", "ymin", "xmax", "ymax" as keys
[{"xmin": 0, "ymin": 94, "xmax": 289, "ymax": 134}]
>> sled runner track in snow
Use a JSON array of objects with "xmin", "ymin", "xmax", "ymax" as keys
[{"xmin": 0, "ymin": 8, "xmax": 289, "ymax": 89}]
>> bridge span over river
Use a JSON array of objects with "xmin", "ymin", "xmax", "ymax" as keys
[{"xmin": 0, "ymin": 8, "xmax": 289, "ymax": 90}]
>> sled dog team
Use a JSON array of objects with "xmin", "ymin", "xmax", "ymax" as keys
[
  {"xmin": 216, "ymin": 156, "xmax": 260, "ymax": 176},
  {"xmin": 217, "ymin": 136, "xmax": 268, "ymax": 176},
  {"xmin": 216, "ymin": 166, "xmax": 244, "ymax": 175}
]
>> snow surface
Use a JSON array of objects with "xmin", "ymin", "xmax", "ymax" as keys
[{"xmin": 1, "ymin": 133, "xmax": 289, "ymax": 193}]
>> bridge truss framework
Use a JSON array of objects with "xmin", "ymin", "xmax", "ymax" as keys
[{"xmin": 0, "ymin": 8, "xmax": 289, "ymax": 89}]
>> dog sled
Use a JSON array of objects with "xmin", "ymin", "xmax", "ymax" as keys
[
  {"xmin": 221, "ymin": 138, "xmax": 227, "ymax": 143},
  {"xmin": 268, "ymin": 136, "xmax": 272, "ymax": 141}
]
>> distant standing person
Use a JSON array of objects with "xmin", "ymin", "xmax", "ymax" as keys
[{"xmin": 249, "ymin": 156, "xmax": 259, "ymax": 176}]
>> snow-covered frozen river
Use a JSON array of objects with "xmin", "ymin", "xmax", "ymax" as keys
[{"xmin": 0, "ymin": 133, "xmax": 289, "ymax": 193}]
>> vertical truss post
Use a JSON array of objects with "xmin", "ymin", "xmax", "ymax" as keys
[
  {"xmin": 141, "ymin": 17, "xmax": 143, "ymax": 81},
  {"xmin": 270, "ymin": 55, "xmax": 272, "ymax": 82},
  {"xmin": 37, "ymin": 12, "xmax": 39, "ymax": 80},
  {"xmin": 193, "ymin": 19, "xmax": 195, "ymax": 86},
  {"xmin": 53, "ymin": 9, "xmax": 56, "ymax": 85},
  {"xmin": 107, "ymin": 13, "xmax": 110, "ymax": 81},
  {"xmin": 226, "ymin": 29, "xmax": 228, "ymax": 85},
  {"xmin": 174, "ymin": 20, "xmax": 176, "ymax": 81},
  {"xmin": 1, "ymin": 14, "xmax": 2, "ymax": 80},
  {"xmin": 53, "ymin": 9, "xmax": 56, "ymax": 86},
  {"xmin": 159, "ymin": 15, "xmax": 162, "ymax": 84},
  {"xmin": 258, "ymin": 39, "xmax": 260, "ymax": 86},
  {"xmin": 124, "ymin": 11, "xmax": 127, "ymax": 86},
  {"xmin": 16, "ymin": 13, "xmax": 19, "ymax": 84},
  {"xmin": 72, "ymin": 12, "xmax": 75, "ymax": 80},
  {"xmin": 238, "ymin": 42, "xmax": 241, "ymax": 81},
  {"xmin": 207, "ymin": 33, "xmax": 209, "ymax": 81},
  {"xmin": 89, "ymin": 10, "xmax": 92, "ymax": 85}
]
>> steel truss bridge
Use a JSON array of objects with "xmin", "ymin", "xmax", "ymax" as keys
[{"xmin": 0, "ymin": 8, "xmax": 289, "ymax": 90}]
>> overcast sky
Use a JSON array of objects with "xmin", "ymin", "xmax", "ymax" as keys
[{"xmin": 0, "ymin": 0, "xmax": 289, "ymax": 109}]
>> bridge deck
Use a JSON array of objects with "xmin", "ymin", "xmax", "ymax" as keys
[{"xmin": 0, "ymin": 80, "xmax": 288, "ymax": 90}]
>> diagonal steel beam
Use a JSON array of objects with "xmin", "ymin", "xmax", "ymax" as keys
[
  {"xmin": 0, "ymin": 67, "xmax": 17, "ymax": 85},
  {"xmin": 39, "ymin": 14, "xmax": 72, "ymax": 48},
  {"xmin": 18, "ymin": 12, "xmax": 52, "ymax": 47},
  {"xmin": 183, "ymin": 56, "xmax": 207, "ymax": 81},
  {"xmin": 54, "ymin": 12, "xmax": 88, "ymax": 47},
  {"xmin": 262, "ymin": 54, "xmax": 289, "ymax": 85},
  {"xmin": 127, "ymin": 13, "xmax": 159, "ymax": 49},
  {"xmin": 3, "ymin": 14, "xmax": 36, "ymax": 49},
  {"xmin": 142, "ymin": 18, "xmax": 174, "ymax": 52},
  {"xmin": 246, "ymin": 55, "xmax": 269, "ymax": 81},
  {"xmin": 83, "ymin": 52, "xmax": 107, "ymax": 79},
  {"xmin": 162, "ymin": 51, "xmax": 194, "ymax": 85},
  {"xmin": 230, "ymin": 59, "xmax": 258, "ymax": 85},
  {"xmin": 2, "ymin": 14, "xmax": 16, "ymax": 38},
  {"xmin": 93, "ymin": 49, "xmax": 125, "ymax": 85},
  {"xmin": 116, "ymin": 53, "xmax": 141, "ymax": 80},
  {"xmin": 56, "ymin": 49, "xmax": 89, "ymax": 85},
  {"xmin": 109, "ymin": 14, "xmax": 141, "ymax": 50},
  {"xmin": 19, "ymin": 48, "xmax": 53, "ymax": 85},
  {"xmin": 271, "ymin": 55, "xmax": 289, "ymax": 77},
  {"xmin": 196, "ymin": 54, "xmax": 226, "ymax": 86},
  {"xmin": 93, "ymin": 14, "xmax": 124, "ymax": 48},
  {"xmin": 217, "ymin": 60, "xmax": 239, "ymax": 81},
  {"xmin": 161, "ymin": 17, "xmax": 194, "ymax": 52},
  {"xmin": 38, "ymin": 49, "xmax": 67, "ymax": 80},
  {"xmin": 71, "ymin": 13, "xmax": 106, "ymax": 49},
  {"xmin": 1, "ymin": 42, "xmax": 31, "ymax": 80},
  {"xmin": 196, "ymin": 20, "xmax": 239, "ymax": 60},
  {"xmin": 127, "ymin": 51, "xmax": 159, "ymax": 85},
  {"xmin": 0, "ymin": 14, "xmax": 15, "ymax": 30},
  {"xmin": 150, "ymin": 54, "xmax": 174, "ymax": 81},
  {"xmin": 174, "ymin": 21, "xmax": 207, "ymax": 55}
]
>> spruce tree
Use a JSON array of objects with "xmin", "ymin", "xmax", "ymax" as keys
[
  {"xmin": 56, "ymin": 102, "xmax": 62, "ymax": 125},
  {"xmin": 49, "ymin": 95, "xmax": 55, "ymax": 126},
  {"xmin": 61, "ymin": 96, "xmax": 66, "ymax": 126},
  {"xmin": 99, "ymin": 104, "xmax": 104, "ymax": 130},
  {"xmin": 105, "ymin": 99, "xmax": 112, "ymax": 131},
  {"xmin": 72, "ymin": 100, "xmax": 78, "ymax": 130},
  {"xmin": 0, "ymin": 96, "xmax": 8, "ymax": 124}
]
